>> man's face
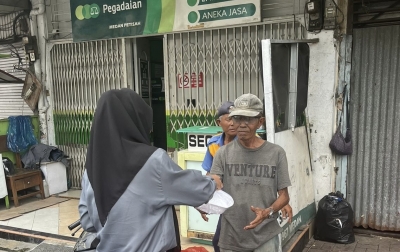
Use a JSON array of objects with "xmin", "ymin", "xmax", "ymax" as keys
[
  {"xmin": 217, "ymin": 114, "xmax": 236, "ymax": 137},
  {"xmin": 231, "ymin": 115, "xmax": 264, "ymax": 141}
]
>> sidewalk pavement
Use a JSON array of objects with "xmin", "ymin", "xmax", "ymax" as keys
[
  {"xmin": 1, "ymin": 190, "xmax": 399, "ymax": 252},
  {"xmin": 0, "ymin": 237, "xmax": 76, "ymax": 252},
  {"xmin": 303, "ymin": 235, "xmax": 400, "ymax": 252}
]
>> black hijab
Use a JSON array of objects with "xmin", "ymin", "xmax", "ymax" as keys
[{"xmin": 85, "ymin": 89, "xmax": 157, "ymax": 226}]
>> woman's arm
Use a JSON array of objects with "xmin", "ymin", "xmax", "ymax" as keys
[
  {"xmin": 78, "ymin": 171, "xmax": 97, "ymax": 233},
  {"xmin": 159, "ymin": 151, "xmax": 216, "ymax": 207}
]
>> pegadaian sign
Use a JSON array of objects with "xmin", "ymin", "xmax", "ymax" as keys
[{"xmin": 70, "ymin": 0, "xmax": 261, "ymax": 42}]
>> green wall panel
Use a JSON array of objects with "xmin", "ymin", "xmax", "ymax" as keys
[{"xmin": 166, "ymin": 113, "xmax": 216, "ymax": 149}]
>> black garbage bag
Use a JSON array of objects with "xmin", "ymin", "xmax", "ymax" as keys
[
  {"xmin": 2, "ymin": 157, "xmax": 16, "ymax": 175},
  {"xmin": 314, "ymin": 191, "xmax": 355, "ymax": 244}
]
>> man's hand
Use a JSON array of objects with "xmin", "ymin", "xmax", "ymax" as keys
[
  {"xmin": 208, "ymin": 174, "xmax": 223, "ymax": 190},
  {"xmin": 244, "ymin": 206, "xmax": 269, "ymax": 230},
  {"xmin": 281, "ymin": 204, "xmax": 293, "ymax": 223},
  {"xmin": 196, "ymin": 208, "xmax": 209, "ymax": 222}
]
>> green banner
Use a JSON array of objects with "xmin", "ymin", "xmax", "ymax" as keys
[
  {"xmin": 281, "ymin": 202, "xmax": 316, "ymax": 245},
  {"xmin": 70, "ymin": 0, "xmax": 260, "ymax": 42}
]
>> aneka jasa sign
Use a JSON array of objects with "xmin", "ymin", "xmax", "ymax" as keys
[{"xmin": 70, "ymin": 0, "xmax": 260, "ymax": 42}]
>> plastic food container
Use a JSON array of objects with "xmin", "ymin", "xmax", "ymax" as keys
[{"xmin": 196, "ymin": 190, "xmax": 234, "ymax": 214}]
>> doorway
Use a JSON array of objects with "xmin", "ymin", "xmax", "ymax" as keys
[
  {"xmin": 134, "ymin": 36, "xmax": 167, "ymax": 151},
  {"xmin": 261, "ymin": 39, "xmax": 314, "ymax": 246}
]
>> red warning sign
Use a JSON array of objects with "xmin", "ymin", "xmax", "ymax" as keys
[{"xmin": 178, "ymin": 72, "xmax": 204, "ymax": 88}]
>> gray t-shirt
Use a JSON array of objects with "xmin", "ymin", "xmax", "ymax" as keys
[{"xmin": 210, "ymin": 140, "xmax": 291, "ymax": 251}]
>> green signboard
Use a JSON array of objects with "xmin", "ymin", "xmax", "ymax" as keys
[
  {"xmin": 281, "ymin": 202, "xmax": 316, "ymax": 245},
  {"xmin": 70, "ymin": 0, "xmax": 261, "ymax": 42}
]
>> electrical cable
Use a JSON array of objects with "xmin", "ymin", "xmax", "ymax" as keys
[
  {"xmin": 13, "ymin": 10, "xmax": 30, "ymax": 41},
  {"xmin": 0, "ymin": 20, "xmax": 15, "ymax": 31},
  {"xmin": 0, "ymin": 10, "xmax": 29, "ymax": 44},
  {"xmin": 9, "ymin": 43, "xmax": 24, "ymax": 68},
  {"xmin": 0, "ymin": 11, "xmax": 22, "ymax": 31},
  {"xmin": 332, "ymin": 0, "xmax": 345, "ymax": 24},
  {"xmin": 7, "ymin": 44, "xmax": 24, "ymax": 70}
]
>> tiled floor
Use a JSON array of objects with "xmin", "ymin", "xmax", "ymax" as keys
[
  {"xmin": 0, "ymin": 190, "xmax": 214, "ymax": 251},
  {"xmin": 0, "ymin": 198, "xmax": 81, "ymax": 236},
  {"xmin": 57, "ymin": 189, "xmax": 82, "ymax": 236}
]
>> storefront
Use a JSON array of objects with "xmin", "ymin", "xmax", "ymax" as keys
[
  {"xmin": 45, "ymin": 0, "xmax": 308, "ymax": 187},
  {"xmin": 41, "ymin": 0, "xmax": 342, "ymax": 247}
]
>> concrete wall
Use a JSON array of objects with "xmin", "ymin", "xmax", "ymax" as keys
[{"xmin": 307, "ymin": 30, "xmax": 337, "ymax": 204}]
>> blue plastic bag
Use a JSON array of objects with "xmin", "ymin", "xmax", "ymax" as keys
[{"xmin": 7, "ymin": 116, "xmax": 37, "ymax": 153}]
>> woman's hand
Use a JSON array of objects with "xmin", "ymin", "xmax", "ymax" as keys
[{"xmin": 208, "ymin": 174, "xmax": 223, "ymax": 190}]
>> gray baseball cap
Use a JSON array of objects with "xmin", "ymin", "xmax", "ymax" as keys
[{"xmin": 229, "ymin": 94, "xmax": 263, "ymax": 117}]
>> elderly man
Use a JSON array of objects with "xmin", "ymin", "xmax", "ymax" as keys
[
  {"xmin": 210, "ymin": 93, "xmax": 291, "ymax": 252},
  {"xmin": 201, "ymin": 101, "xmax": 236, "ymax": 252}
]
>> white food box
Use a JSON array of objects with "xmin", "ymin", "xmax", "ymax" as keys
[
  {"xmin": 40, "ymin": 161, "xmax": 67, "ymax": 195},
  {"xmin": 196, "ymin": 190, "xmax": 234, "ymax": 214}
]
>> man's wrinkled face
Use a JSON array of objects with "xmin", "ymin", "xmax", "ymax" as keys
[
  {"xmin": 231, "ymin": 115, "xmax": 264, "ymax": 141},
  {"xmin": 217, "ymin": 114, "xmax": 236, "ymax": 137}
]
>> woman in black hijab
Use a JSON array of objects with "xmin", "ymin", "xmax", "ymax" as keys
[{"xmin": 79, "ymin": 89, "xmax": 221, "ymax": 252}]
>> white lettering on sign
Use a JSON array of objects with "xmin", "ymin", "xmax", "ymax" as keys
[
  {"xmin": 201, "ymin": 7, "xmax": 248, "ymax": 20},
  {"xmin": 188, "ymin": 134, "xmax": 213, "ymax": 152},
  {"xmin": 281, "ymin": 215, "xmax": 302, "ymax": 241},
  {"xmin": 109, "ymin": 22, "xmax": 141, "ymax": 29},
  {"xmin": 202, "ymin": 10, "xmax": 228, "ymax": 19},
  {"xmin": 103, "ymin": 1, "xmax": 142, "ymax": 15}
]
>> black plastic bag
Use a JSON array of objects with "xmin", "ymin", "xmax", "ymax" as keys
[
  {"xmin": 49, "ymin": 149, "xmax": 65, "ymax": 162},
  {"xmin": 2, "ymin": 157, "xmax": 16, "ymax": 175},
  {"xmin": 314, "ymin": 191, "xmax": 355, "ymax": 244}
]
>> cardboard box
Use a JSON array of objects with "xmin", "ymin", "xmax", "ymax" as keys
[{"xmin": 40, "ymin": 162, "xmax": 67, "ymax": 195}]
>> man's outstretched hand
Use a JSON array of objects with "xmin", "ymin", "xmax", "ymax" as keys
[
  {"xmin": 244, "ymin": 206, "xmax": 270, "ymax": 230},
  {"xmin": 244, "ymin": 204, "xmax": 293, "ymax": 230}
]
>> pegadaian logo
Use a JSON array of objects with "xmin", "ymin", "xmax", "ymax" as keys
[{"xmin": 75, "ymin": 4, "xmax": 100, "ymax": 20}]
